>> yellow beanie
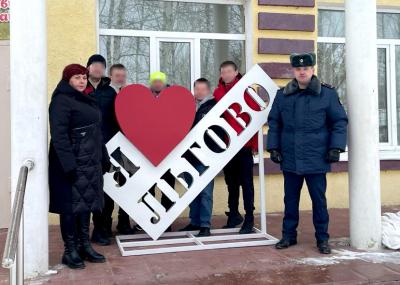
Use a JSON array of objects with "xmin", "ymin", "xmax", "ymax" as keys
[{"xmin": 149, "ymin": 71, "xmax": 167, "ymax": 85}]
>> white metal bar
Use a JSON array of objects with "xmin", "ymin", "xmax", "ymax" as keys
[
  {"xmin": 117, "ymin": 227, "xmax": 245, "ymax": 241},
  {"xmin": 258, "ymin": 129, "xmax": 267, "ymax": 234},
  {"xmin": 99, "ymin": 29, "xmax": 246, "ymax": 41},
  {"xmin": 187, "ymin": 233, "xmax": 204, "ymax": 246},
  {"xmin": 119, "ymin": 233, "xmax": 269, "ymax": 248},
  {"xmin": 119, "ymin": 239, "xmax": 278, "ymax": 256}
]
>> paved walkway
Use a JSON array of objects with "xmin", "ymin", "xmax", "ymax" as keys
[{"xmin": 1, "ymin": 207, "xmax": 400, "ymax": 284}]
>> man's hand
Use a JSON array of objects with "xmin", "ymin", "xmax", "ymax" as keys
[
  {"xmin": 108, "ymin": 164, "xmax": 120, "ymax": 173},
  {"xmin": 269, "ymin": 149, "xmax": 283, "ymax": 164},
  {"xmin": 326, "ymin": 149, "xmax": 341, "ymax": 163}
]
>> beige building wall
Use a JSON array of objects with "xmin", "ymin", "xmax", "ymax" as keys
[{"xmin": 47, "ymin": 0, "xmax": 97, "ymax": 98}]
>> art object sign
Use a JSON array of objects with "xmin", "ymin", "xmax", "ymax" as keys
[{"xmin": 103, "ymin": 64, "xmax": 279, "ymax": 241}]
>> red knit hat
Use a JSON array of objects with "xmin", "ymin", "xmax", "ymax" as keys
[{"xmin": 62, "ymin": 64, "xmax": 88, "ymax": 82}]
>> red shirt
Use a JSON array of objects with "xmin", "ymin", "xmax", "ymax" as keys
[{"xmin": 213, "ymin": 74, "xmax": 260, "ymax": 150}]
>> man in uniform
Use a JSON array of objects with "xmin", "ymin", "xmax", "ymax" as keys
[{"xmin": 267, "ymin": 52, "xmax": 348, "ymax": 254}]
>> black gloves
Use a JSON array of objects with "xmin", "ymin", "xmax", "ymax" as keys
[
  {"xmin": 326, "ymin": 149, "xmax": 341, "ymax": 163},
  {"xmin": 269, "ymin": 149, "xmax": 283, "ymax": 164},
  {"xmin": 109, "ymin": 164, "xmax": 120, "ymax": 173}
]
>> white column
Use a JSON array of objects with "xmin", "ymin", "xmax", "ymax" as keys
[
  {"xmin": 345, "ymin": 0, "xmax": 382, "ymax": 249},
  {"xmin": 10, "ymin": 0, "xmax": 49, "ymax": 278}
]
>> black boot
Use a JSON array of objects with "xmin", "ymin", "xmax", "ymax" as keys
[
  {"xmin": 179, "ymin": 224, "xmax": 201, "ymax": 232},
  {"xmin": 77, "ymin": 213, "xmax": 106, "ymax": 263},
  {"xmin": 60, "ymin": 214, "xmax": 85, "ymax": 269},
  {"xmin": 116, "ymin": 214, "xmax": 135, "ymax": 235},
  {"xmin": 239, "ymin": 214, "xmax": 255, "ymax": 234},
  {"xmin": 223, "ymin": 211, "xmax": 244, "ymax": 229},
  {"xmin": 196, "ymin": 227, "xmax": 211, "ymax": 237},
  {"xmin": 275, "ymin": 238, "xmax": 297, "ymax": 249},
  {"xmin": 317, "ymin": 240, "xmax": 331, "ymax": 254}
]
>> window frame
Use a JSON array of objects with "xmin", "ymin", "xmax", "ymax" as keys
[
  {"xmin": 317, "ymin": 6, "xmax": 400, "ymax": 160},
  {"xmin": 95, "ymin": 0, "xmax": 253, "ymax": 89}
]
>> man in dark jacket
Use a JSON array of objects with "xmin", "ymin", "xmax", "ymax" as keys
[
  {"xmin": 267, "ymin": 52, "xmax": 348, "ymax": 254},
  {"xmin": 214, "ymin": 61, "xmax": 260, "ymax": 234},
  {"xmin": 179, "ymin": 78, "xmax": 217, "ymax": 237},
  {"xmin": 85, "ymin": 54, "xmax": 132, "ymax": 245}
]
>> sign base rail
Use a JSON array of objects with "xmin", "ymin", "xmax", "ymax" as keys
[{"xmin": 115, "ymin": 228, "xmax": 279, "ymax": 256}]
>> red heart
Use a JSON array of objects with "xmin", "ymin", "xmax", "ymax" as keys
[{"xmin": 115, "ymin": 84, "xmax": 196, "ymax": 166}]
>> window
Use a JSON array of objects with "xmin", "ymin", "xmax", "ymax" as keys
[
  {"xmin": 318, "ymin": 9, "xmax": 400, "ymax": 151},
  {"xmin": 99, "ymin": 0, "xmax": 244, "ymax": 34},
  {"xmin": 98, "ymin": 0, "xmax": 247, "ymax": 90}
]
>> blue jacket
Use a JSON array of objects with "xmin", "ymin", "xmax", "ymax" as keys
[{"xmin": 267, "ymin": 76, "xmax": 348, "ymax": 174}]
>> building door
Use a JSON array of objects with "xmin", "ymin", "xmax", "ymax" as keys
[{"xmin": 0, "ymin": 40, "xmax": 10, "ymax": 228}]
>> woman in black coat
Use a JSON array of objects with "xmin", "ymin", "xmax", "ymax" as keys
[{"xmin": 49, "ymin": 64, "xmax": 112, "ymax": 269}]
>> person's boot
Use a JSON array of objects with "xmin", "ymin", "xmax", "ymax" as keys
[
  {"xmin": 116, "ymin": 216, "xmax": 135, "ymax": 235},
  {"xmin": 62, "ymin": 241, "xmax": 86, "ymax": 269},
  {"xmin": 179, "ymin": 224, "xmax": 201, "ymax": 232},
  {"xmin": 275, "ymin": 238, "xmax": 297, "ymax": 249},
  {"xmin": 196, "ymin": 227, "xmax": 211, "ymax": 237},
  {"xmin": 223, "ymin": 211, "xmax": 244, "ymax": 229},
  {"xmin": 317, "ymin": 240, "xmax": 331, "ymax": 254},
  {"xmin": 91, "ymin": 227, "xmax": 111, "ymax": 246},
  {"xmin": 239, "ymin": 214, "xmax": 255, "ymax": 234},
  {"xmin": 78, "ymin": 213, "xmax": 106, "ymax": 263},
  {"xmin": 60, "ymin": 215, "xmax": 85, "ymax": 269}
]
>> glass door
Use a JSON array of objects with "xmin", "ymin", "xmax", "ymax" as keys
[{"xmin": 156, "ymin": 38, "xmax": 195, "ymax": 91}]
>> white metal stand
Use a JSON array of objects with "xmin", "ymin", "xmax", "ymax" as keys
[{"xmin": 115, "ymin": 129, "xmax": 278, "ymax": 256}]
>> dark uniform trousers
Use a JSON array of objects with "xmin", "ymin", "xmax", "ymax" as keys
[
  {"xmin": 282, "ymin": 171, "xmax": 329, "ymax": 242},
  {"xmin": 224, "ymin": 147, "xmax": 255, "ymax": 214}
]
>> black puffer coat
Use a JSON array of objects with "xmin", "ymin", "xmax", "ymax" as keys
[{"xmin": 49, "ymin": 80, "xmax": 110, "ymax": 214}]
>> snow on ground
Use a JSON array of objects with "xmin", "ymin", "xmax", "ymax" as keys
[{"xmin": 295, "ymin": 249, "xmax": 400, "ymax": 266}]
